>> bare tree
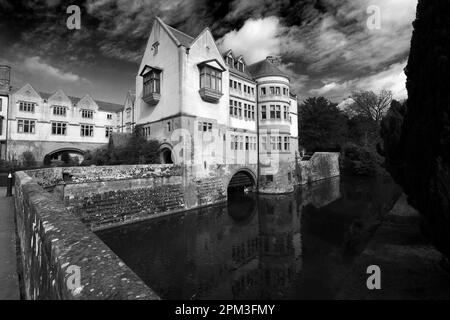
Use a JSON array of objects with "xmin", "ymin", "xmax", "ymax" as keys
[{"xmin": 350, "ymin": 90, "xmax": 393, "ymax": 123}]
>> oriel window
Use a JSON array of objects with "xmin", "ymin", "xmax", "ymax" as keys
[
  {"xmin": 143, "ymin": 69, "xmax": 161, "ymax": 96},
  {"xmin": 199, "ymin": 66, "xmax": 222, "ymax": 92}
]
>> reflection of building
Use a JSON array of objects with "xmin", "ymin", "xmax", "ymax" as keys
[
  {"xmin": 0, "ymin": 66, "xmax": 123, "ymax": 163},
  {"xmin": 131, "ymin": 18, "xmax": 299, "ymax": 193},
  {"xmin": 257, "ymin": 193, "xmax": 302, "ymax": 299}
]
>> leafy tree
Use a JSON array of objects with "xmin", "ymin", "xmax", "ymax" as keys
[
  {"xmin": 383, "ymin": 0, "xmax": 450, "ymax": 258},
  {"xmin": 350, "ymin": 90, "xmax": 393, "ymax": 124},
  {"xmin": 83, "ymin": 129, "xmax": 160, "ymax": 165},
  {"xmin": 298, "ymin": 97, "xmax": 348, "ymax": 152},
  {"xmin": 61, "ymin": 151, "xmax": 71, "ymax": 164},
  {"xmin": 21, "ymin": 151, "xmax": 36, "ymax": 168}
]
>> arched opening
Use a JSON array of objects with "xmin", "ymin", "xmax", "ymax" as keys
[
  {"xmin": 160, "ymin": 148, "xmax": 174, "ymax": 164},
  {"xmin": 227, "ymin": 169, "xmax": 257, "ymax": 222},
  {"xmin": 44, "ymin": 148, "xmax": 85, "ymax": 166}
]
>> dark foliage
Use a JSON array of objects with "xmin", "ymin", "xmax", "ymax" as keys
[
  {"xmin": 61, "ymin": 151, "xmax": 71, "ymax": 164},
  {"xmin": 82, "ymin": 128, "xmax": 160, "ymax": 166},
  {"xmin": 298, "ymin": 97, "xmax": 348, "ymax": 152},
  {"xmin": 21, "ymin": 151, "xmax": 36, "ymax": 168},
  {"xmin": 383, "ymin": 0, "xmax": 450, "ymax": 257}
]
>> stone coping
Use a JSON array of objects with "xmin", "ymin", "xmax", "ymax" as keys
[
  {"xmin": 25, "ymin": 164, "xmax": 182, "ymax": 188},
  {"xmin": 14, "ymin": 170, "xmax": 159, "ymax": 300}
]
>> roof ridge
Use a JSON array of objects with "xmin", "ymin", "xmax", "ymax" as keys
[{"xmin": 166, "ymin": 24, "xmax": 194, "ymax": 40}]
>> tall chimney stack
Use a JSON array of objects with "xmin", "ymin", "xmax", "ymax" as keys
[{"xmin": 0, "ymin": 65, "xmax": 11, "ymax": 94}]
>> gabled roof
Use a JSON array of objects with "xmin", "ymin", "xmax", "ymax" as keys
[
  {"xmin": 156, "ymin": 17, "xmax": 194, "ymax": 48},
  {"xmin": 166, "ymin": 25, "xmax": 194, "ymax": 47},
  {"xmin": 39, "ymin": 91, "xmax": 123, "ymax": 112},
  {"xmin": 247, "ymin": 59, "xmax": 289, "ymax": 80}
]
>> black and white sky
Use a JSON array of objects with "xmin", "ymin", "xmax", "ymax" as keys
[{"xmin": 0, "ymin": 0, "xmax": 417, "ymax": 104}]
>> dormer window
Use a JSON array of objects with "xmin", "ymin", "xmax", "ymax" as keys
[
  {"xmin": 226, "ymin": 56, "xmax": 234, "ymax": 68},
  {"xmin": 237, "ymin": 61, "xmax": 244, "ymax": 72},
  {"xmin": 140, "ymin": 66, "xmax": 162, "ymax": 106}
]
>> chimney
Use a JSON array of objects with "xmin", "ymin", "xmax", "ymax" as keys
[
  {"xmin": 0, "ymin": 65, "xmax": 11, "ymax": 94},
  {"xmin": 266, "ymin": 55, "xmax": 281, "ymax": 66}
]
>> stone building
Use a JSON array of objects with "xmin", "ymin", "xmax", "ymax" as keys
[
  {"xmin": 0, "ymin": 74, "xmax": 123, "ymax": 164},
  {"xmin": 130, "ymin": 17, "xmax": 299, "ymax": 193}
]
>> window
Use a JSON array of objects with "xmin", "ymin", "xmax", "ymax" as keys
[
  {"xmin": 198, "ymin": 122, "xmax": 212, "ymax": 132},
  {"xmin": 239, "ymin": 136, "xmax": 243, "ymax": 150},
  {"xmin": 19, "ymin": 101, "xmax": 35, "ymax": 112},
  {"xmin": 143, "ymin": 69, "xmax": 161, "ymax": 96},
  {"xmin": 244, "ymin": 85, "xmax": 247, "ymax": 93},
  {"xmin": 229, "ymin": 79, "xmax": 233, "ymax": 88},
  {"xmin": 283, "ymin": 106, "xmax": 288, "ymax": 119},
  {"xmin": 167, "ymin": 122, "xmax": 171, "ymax": 132},
  {"xmin": 152, "ymin": 41, "xmax": 159, "ymax": 55},
  {"xmin": 244, "ymin": 104, "xmax": 248, "ymax": 118},
  {"xmin": 261, "ymin": 106, "xmax": 267, "ymax": 120},
  {"xmin": 265, "ymin": 175, "xmax": 273, "ymax": 182},
  {"xmin": 237, "ymin": 62, "xmax": 244, "ymax": 72},
  {"xmin": 270, "ymin": 105, "xmax": 275, "ymax": 119},
  {"xmin": 105, "ymin": 126, "xmax": 113, "ymax": 137},
  {"xmin": 251, "ymin": 106, "xmax": 255, "ymax": 120},
  {"xmin": 277, "ymin": 136, "xmax": 282, "ymax": 150},
  {"xmin": 234, "ymin": 101, "xmax": 238, "ymax": 116},
  {"xmin": 245, "ymin": 136, "xmax": 249, "ymax": 150},
  {"xmin": 17, "ymin": 119, "xmax": 35, "ymax": 133},
  {"xmin": 81, "ymin": 124, "xmax": 94, "ymax": 137},
  {"xmin": 251, "ymin": 87, "xmax": 255, "ymax": 95},
  {"xmin": 199, "ymin": 66, "xmax": 222, "ymax": 92},
  {"xmin": 283, "ymin": 88, "xmax": 287, "ymax": 95},
  {"xmin": 0, "ymin": 118, "xmax": 3, "ymax": 135},
  {"xmin": 276, "ymin": 105, "xmax": 281, "ymax": 119},
  {"xmin": 229, "ymin": 99, "xmax": 233, "ymax": 115},
  {"xmin": 269, "ymin": 87, "xmax": 275, "ymax": 94},
  {"xmin": 270, "ymin": 136, "xmax": 276, "ymax": 150},
  {"xmin": 227, "ymin": 56, "xmax": 234, "ymax": 67},
  {"xmin": 53, "ymin": 106, "xmax": 66, "ymax": 116},
  {"xmin": 261, "ymin": 87, "xmax": 266, "ymax": 95},
  {"xmin": 275, "ymin": 87, "xmax": 281, "ymax": 95},
  {"xmin": 51, "ymin": 122, "xmax": 66, "ymax": 135},
  {"xmin": 284, "ymin": 137, "xmax": 290, "ymax": 150},
  {"xmin": 238, "ymin": 83, "xmax": 241, "ymax": 91},
  {"xmin": 107, "ymin": 114, "xmax": 112, "ymax": 120},
  {"xmin": 261, "ymin": 136, "xmax": 267, "ymax": 151},
  {"xmin": 81, "ymin": 109, "xmax": 93, "ymax": 119}
]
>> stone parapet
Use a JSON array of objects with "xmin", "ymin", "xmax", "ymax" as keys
[{"xmin": 14, "ymin": 170, "xmax": 159, "ymax": 300}]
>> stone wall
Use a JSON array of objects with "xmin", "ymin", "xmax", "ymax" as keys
[
  {"xmin": 14, "ymin": 170, "xmax": 159, "ymax": 300},
  {"xmin": 297, "ymin": 152, "xmax": 340, "ymax": 185}
]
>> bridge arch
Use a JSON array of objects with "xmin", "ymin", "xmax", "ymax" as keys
[
  {"xmin": 226, "ymin": 167, "xmax": 257, "ymax": 190},
  {"xmin": 43, "ymin": 148, "xmax": 85, "ymax": 165}
]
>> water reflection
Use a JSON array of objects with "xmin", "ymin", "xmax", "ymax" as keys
[{"xmin": 97, "ymin": 175, "xmax": 401, "ymax": 300}]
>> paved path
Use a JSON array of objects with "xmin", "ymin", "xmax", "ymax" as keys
[
  {"xmin": 336, "ymin": 194, "xmax": 450, "ymax": 299},
  {"xmin": 0, "ymin": 187, "xmax": 20, "ymax": 300}
]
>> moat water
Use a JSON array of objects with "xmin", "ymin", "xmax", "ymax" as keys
[{"xmin": 97, "ymin": 175, "xmax": 401, "ymax": 299}]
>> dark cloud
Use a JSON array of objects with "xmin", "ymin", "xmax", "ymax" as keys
[{"xmin": 0, "ymin": 0, "xmax": 417, "ymax": 103}]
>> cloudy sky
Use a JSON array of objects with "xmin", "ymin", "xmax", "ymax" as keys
[{"xmin": 0, "ymin": 0, "xmax": 417, "ymax": 104}]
